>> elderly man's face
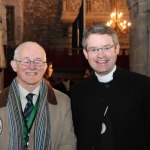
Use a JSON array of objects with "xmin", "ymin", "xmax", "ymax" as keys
[{"xmin": 11, "ymin": 43, "xmax": 47, "ymax": 90}]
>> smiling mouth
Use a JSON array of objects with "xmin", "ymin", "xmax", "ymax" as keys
[
  {"xmin": 96, "ymin": 59, "xmax": 108, "ymax": 64},
  {"xmin": 26, "ymin": 72, "xmax": 38, "ymax": 75}
]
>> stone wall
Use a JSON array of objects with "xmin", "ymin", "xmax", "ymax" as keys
[
  {"xmin": 0, "ymin": 0, "xmax": 131, "ymax": 48},
  {"xmin": 1, "ymin": 0, "xmax": 24, "ymax": 45},
  {"xmin": 0, "ymin": 0, "xmax": 71, "ymax": 47},
  {"xmin": 23, "ymin": 0, "xmax": 70, "ymax": 48}
]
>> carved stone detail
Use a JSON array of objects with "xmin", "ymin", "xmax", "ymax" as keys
[
  {"xmin": 90, "ymin": 0, "xmax": 107, "ymax": 12},
  {"xmin": 61, "ymin": 0, "xmax": 130, "ymax": 23},
  {"xmin": 67, "ymin": 0, "xmax": 81, "ymax": 12}
]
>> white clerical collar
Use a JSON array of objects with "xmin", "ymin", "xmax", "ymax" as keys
[{"xmin": 95, "ymin": 65, "xmax": 116, "ymax": 83}]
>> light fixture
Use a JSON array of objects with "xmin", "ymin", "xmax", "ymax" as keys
[{"xmin": 106, "ymin": 0, "xmax": 131, "ymax": 32}]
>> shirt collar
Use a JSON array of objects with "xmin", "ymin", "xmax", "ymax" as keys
[
  {"xmin": 18, "ymin": 84, "xmax": 40, "ymax": 111},
  {"xmin": 18, "ymin": 84, "xmax": 40, "ymax": 98},
  {"xmin": 95, "ymin": 65, "xmax": 116, "ymax": 83}
]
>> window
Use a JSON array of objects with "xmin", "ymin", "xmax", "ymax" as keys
[{"xmin": 6, "ymin": 6, "xmax": 15, "ymax": 43}]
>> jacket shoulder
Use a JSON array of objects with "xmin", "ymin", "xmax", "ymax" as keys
[{"xmin": 0, "ymin": 87, "xmax": 9, "ymax": 108}]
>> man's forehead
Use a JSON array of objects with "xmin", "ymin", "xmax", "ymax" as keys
[
  {"xmin": 19, "ymin": 45, "xmax": 44, "ymax": 54},
  {"xmin": 18, "ymin": 49, "xmax": 45, "ymax": 60}
]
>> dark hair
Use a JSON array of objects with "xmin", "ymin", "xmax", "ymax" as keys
[
  {"xmin": 44, "ymin": 61, "xmax": 53, "ymax": 78},
  {"xmin": 82, "ymin": 23, "xmax": 119, "ymax": 49}
]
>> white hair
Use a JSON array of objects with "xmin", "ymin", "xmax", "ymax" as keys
[{"xmin": 13, "ymin": 41, "xmax": 47, "ymax": 61}]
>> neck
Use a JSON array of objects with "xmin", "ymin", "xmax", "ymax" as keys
[{"xmin": 17, "ymin": 79, "xmax": 41, "ymax": 92}]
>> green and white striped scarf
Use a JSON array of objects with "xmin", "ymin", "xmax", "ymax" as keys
[{"xmin": 7, "ymin": 78, "xmax": 51, "ymax": 150}]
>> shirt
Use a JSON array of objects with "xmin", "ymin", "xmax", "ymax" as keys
[{"xmin": 18, "ymin": 84, "xmax": 40, "ymax": 112}]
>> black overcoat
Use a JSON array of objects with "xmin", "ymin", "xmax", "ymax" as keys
[{"xmin": 70, "ymin": 67, "xmax": 150, "ymax": 150}]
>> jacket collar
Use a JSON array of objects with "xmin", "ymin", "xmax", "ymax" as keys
[
  {"xmin": 0, "ymin": 81, "xmax": 57, "ymax": 108},
  {"xmin": 46, "ymin": 81, "xmax": 57, "ymax": 105}
]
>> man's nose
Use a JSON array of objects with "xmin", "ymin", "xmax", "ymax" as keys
[
  {"xmin": 97, "ymin": 48, "xmax": 106, "ymax": 56},
  {"xmin": 29, "ymin": 61, "xmax": 36, "ymax": 69}
]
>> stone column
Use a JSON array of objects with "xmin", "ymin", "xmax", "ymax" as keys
[
  {"xmin": 0, "ymin": 0, "xmax": 7, "ymax": 45},
  {"xmin": 127, "ymin": 0, "xmax": 150, "ymax": 76},
  {"xmin": 0, "ymin": 16, "xmax": 6, "ymax": 90},
  {"xmin": 147, "ymin": 0, "xmax": 150, "ymax": 76}
]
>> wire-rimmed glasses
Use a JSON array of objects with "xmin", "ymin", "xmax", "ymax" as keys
[{"xmin": 14, "ymin": 58, "xmax": 47, "ymax": 67}]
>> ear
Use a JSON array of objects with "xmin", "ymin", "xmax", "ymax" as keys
[
  {"xmin": 44, "ymin": 63, "xmax": 48, "ymax": 72},
  {"xmin": 10, "ymin": 60, "xmax": 17, "ymax": 72},
  {"xmin": 83, "ymin": 49, "xmax": 88, "ymax": 60},
  {"xmin": 116, "ymin": 44, "xmax": 120, "ymax": 55}
]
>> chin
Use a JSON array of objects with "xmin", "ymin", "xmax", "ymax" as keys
[
  {"xmin": 26, "ymin": 79, "xmax": 41, "ymax": 85},
  {"xmin": 96, "ymin": 70, "xmax": 109, "ymax": 75}
]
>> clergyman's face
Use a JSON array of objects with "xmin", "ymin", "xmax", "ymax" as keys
[
  {"xmin": 83, "ymin": 34, "xmax": 120, "ymax": 75},
  {"xmin": 11, "ymin": 43, "xmax": 47, "ymax": 90}
]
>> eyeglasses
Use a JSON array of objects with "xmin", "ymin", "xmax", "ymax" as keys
[
  {"xmin": 86, "ymin": 44, "xmax": 116, "ymax": 53},
  {"xmin": 15, "ymin": 58, "xmax": 47, "ymax": 67}
]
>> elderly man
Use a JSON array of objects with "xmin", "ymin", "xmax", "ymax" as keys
[{"xmin": 0, "ymin": 41, "xmax": 76, "ymax": 150}]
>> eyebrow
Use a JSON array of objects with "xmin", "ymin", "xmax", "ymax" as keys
[
  {"xmin": 88, "ymin": 44, "xmax": 113, "ymax": 48},
  {"xmin": 21, "ymin": 57, "xmax": 43, "ymax": 60}
]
